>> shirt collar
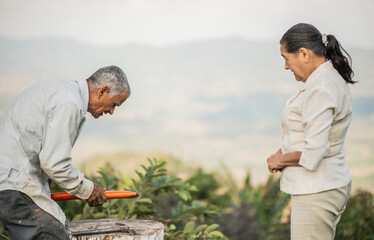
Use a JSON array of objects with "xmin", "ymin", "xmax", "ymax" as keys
[
  {"xmin": 76, "ymin": 79, "xmax": 89, "ymax": 115},
  {"xmin": 286, "ymin": 61, "xmax": 334, "ymax": 105},
  {"xmin": 301, "ymin": 60, "xmax": 334, "ymax": 91}
]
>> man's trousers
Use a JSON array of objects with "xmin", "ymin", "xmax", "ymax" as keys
[{"xmin": 0, "ymin": 190, "xmax": 69, "ymax": 240}]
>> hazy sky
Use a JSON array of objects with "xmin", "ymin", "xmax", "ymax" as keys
[{"xmin": 1, "ymin": 0, "xmax": 373, "ymax": 48}]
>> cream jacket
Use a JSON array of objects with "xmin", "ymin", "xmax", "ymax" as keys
[
  {"xmin": 0, "ymin": 79, "xmax": 94, "ymax": 224},
  {"xmin": 280, "ymin": 61, "xmax": 352, "ymax": 195}
]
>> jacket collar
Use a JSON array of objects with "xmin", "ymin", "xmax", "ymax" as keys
[
  {"xmin": 76, "ymin": 79, "xmax": 89, "ymax": 115},
  {"xmin": 301, "ymin": 60, "xmax": 334, "ymax": 91},
  {"xmin": 287, "ymin": 61, "xmax": 333, "ymax": 105}
]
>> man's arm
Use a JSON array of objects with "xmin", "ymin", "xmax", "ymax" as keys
[{"xmin": 39, "ymin": 102, "xmax": 107, "ymax": 206}]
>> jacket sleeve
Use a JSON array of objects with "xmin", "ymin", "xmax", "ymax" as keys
[
  {"xmin": 299, "ymin": 83, "xmax": 337, "ymax": 171},
  {"xmin": 39, "ymin": 102, "xmax": 93, "ymax": 199}
]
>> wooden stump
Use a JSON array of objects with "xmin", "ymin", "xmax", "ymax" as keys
[{"xmin": 67, "ymin": 219, "xmax": 164, "ymax": 240}]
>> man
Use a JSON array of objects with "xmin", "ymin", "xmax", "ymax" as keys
[{"xmin": 0, "ymin": 66, "xmax": 131, "ymax": 239}]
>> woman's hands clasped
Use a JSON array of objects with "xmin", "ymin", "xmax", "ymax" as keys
[{"xmin": 267, "ymin": 148, "xmax": 284, "ymax": 173}]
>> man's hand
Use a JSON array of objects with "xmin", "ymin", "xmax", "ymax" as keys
[{"xmin": 86, "ymin": 184, "xmax": 108, "ymax": 207}]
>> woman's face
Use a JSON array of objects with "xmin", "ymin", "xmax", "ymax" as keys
[{"xmin": 280, "ymin": 44, "xmax": 308, "ymax": 82}]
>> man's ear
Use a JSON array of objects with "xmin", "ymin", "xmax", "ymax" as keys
[
  {"xmin": 98, "ymin": 86, "xmax": 110, "ymax": 99},
  {"xmin": 298, "ymin": 48, "xmax": 310, "ymax": 63}
]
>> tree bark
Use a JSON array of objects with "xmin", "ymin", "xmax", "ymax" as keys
[{"xmin": 67, "ymin": 219, "xmax": 164, "ymax": 240}]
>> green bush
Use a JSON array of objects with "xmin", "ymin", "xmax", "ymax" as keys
[
  {"xmin": 215, "ymin": 172, "xmax": 290, "ymax": 240},
  {"xmin": 54, "ymin": 158, "xmax": 227, "ymax": 239},
  {"xmin": 1, "ymin": 158, "xmax": 373, "ymax": 240},
  {"xmin": 336, "ymin": 190, "xmax": 374, "ymax": 240},
  {"xmin": 187, "ymin": 168, "xmax": 232, "ymax": 208}
]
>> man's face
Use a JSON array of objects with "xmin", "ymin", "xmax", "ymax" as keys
[{"xmin": 88, "ymin": 86, "xmax": 129, "ymax": 118}]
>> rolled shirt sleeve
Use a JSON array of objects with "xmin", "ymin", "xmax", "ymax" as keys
[
  {"xmin": 39, "ymin": 102, "xmax": 93, "ymax": 199},
  {"xmin": 299, "ymin": 84, "xmax": 337, "ymax": 171}
]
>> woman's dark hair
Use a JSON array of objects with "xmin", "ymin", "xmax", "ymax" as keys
[{"xmin": 280, "ymin": 23, "xmax": 356, "ymax": 84}]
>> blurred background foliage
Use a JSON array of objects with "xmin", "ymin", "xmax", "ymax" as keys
[{"xmin": 1, "ymin": 157, "xmax": 374, "ymax": 239}]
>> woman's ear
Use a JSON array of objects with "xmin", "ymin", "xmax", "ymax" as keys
[{"xmin": 298, "ymin": 48, "xmax": 310, "ymax": 63}]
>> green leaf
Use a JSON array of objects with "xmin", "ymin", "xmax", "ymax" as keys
[
  {"xmin": 192, "ymin": 200, "xmax": 201, "ymax": 207},
  {"xmin": 147, "ymin": 158, "xmax": 154, "ymax": 166},
  {"xmin": 209, "ymin": 231, "xmax": 224, "ymax": 237},
  {"xmin": 137, "ymin": 198, "xmax": 153, "ymax": 204},
  {"xmin": 82, "ymin": 203, "xmax": 91, "ymax": 217},
  {"xmin": 177, "ymin": 190, "xmax": 190, "ymax": 201},
  {"xmin": 193, "ymin": 224, "xmax": 208, "ymax": 233},
  {"xmin": 188, "ymin": 185, "xmax": 198, "ymax": 192},
  {"xmin": 183, "ymin": 221, "xmax": 195, "ymax": 234},
  {"xmin": 72, "ymin": 214, "xmax": 82, "ymax": 221},
  {"xmin": 127, "ymin": 199, "xmax": 136, "ymax": 215},
  {"xmin": 198, "ymin": 214, "xmax": 205, "ymax": 223},
  {"xmin": 110, "ymin": 198, "xmax": 119, "ymax": 206},
  {"xmin": 93, "ymin": 212, "xmax": 107, "ymax": 219},
  {"xmin": 117, "ymin": 206, "xmax": 126, "ymax": 218},
  {"xmin": 169, "ymin": 224, "xmax": 176, "ymax": 231},
  {"xmin": 205, "ymin": 224, "xmax": 220, "ymax": 233},
  {"xmin": 135, "ymin": 170, "xmax": 144, "ymax": 179}
]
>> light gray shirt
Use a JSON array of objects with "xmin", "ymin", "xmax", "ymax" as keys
[
  {"xmin": 0, "ymin": 79, "xmax": 94, "ymax": 224},
  {"xmin": 280, "ymin": 61, "xmax": 352, "ymax": 195}
]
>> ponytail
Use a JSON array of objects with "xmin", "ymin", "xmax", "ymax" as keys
[
  {"xmin": 281, "ymin": 23, "xmax": 357, "ymax": 84},
  {"xmin": 325, "ymin": 35, "xmax": 356, "ymax": 84}
]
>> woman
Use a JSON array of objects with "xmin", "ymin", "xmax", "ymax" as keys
[{"xmin": 267, "ymin": 23, "xmax": 357, "ymax": 239}]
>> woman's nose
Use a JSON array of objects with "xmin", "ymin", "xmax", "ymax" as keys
[{"xmin": 285, "ymin": 62, "xmax": 289, "ymax": 70}]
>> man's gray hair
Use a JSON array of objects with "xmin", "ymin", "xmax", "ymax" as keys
[{"xmin": 87, "ymin": 66, "xmax": 131, "ymax": 97}]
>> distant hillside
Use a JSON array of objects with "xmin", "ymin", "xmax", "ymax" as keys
[
  {"xmin": 1, "ymin": 36, "xmax": 373, "ymax": 98},
  {"xmin": 1, "ymin": 36, "xmax": 373, "ymax": 119}
]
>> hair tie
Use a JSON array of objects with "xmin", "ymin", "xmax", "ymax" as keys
[{"xmin": 322, "ymin": 34, "xmax": 328, "ymax": 47}]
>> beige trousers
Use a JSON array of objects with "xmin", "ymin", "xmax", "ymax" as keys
[{"xmin": 290, "ymin": 182, "xmax": 351, "ymax": 240}]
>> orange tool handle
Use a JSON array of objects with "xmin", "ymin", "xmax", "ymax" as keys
[{"xmin": 51, "ymin": 191, "xmax": 139, "ymax": 201}]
